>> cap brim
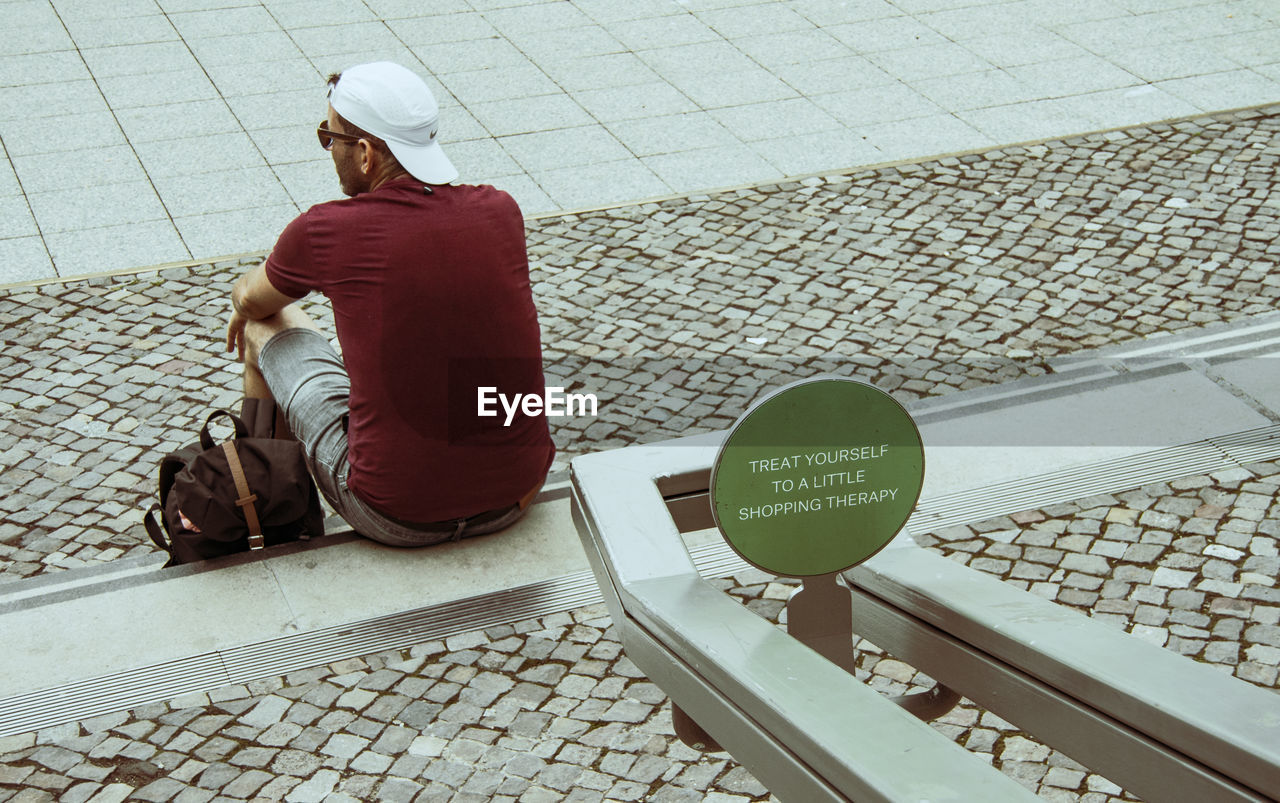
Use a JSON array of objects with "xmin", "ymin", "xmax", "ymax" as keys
[{"xmin": 387, "ymin": 138, "xmax": 458, "ymax": 185}]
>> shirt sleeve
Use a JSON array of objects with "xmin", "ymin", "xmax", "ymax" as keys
[{"xmin": 263, "ymin": 211, "xmax": 316, "ymax": 300}]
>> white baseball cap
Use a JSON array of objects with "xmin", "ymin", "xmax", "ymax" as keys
[{"xmin": 327, "ymin": 61, "xmax": 458, "ymax": 185}]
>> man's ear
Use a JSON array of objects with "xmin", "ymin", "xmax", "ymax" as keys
[{"xmin": 358, "ymin": 139, "xmax": 378, "ymax": 175}]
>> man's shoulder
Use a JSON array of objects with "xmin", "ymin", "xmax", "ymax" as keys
[
  {"xmin": 291, "ymin": 182, "xmax": 520, "ymax": 227},
  {"xmin": 289, "ymin": 191, "xmax": 384, "ymax": 236},
  {"xmin": 305, "ymin": 181, "xmax": 512, "ymax": 206},
  {"xmin": 302, "ymin": 193, "xmax": 362, "ymax": 217},
  {"xmin": 445, "ymin": 182, "xmax": 515, "ymax": 202},
  {"xmin": 442, "ymin": 183, "xmax": 522, "ymax": 219}
]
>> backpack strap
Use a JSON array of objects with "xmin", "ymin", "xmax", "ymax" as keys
[
  {"xmin": 144, "ymin": 503, "xmax": 171, "ymax": 553},
  {"xmin": 220, "ymin": 441, "xmax": 265, "ymax": 550},
  {"xmin": 201, "ymin": 410, "xmax": 250, "ymax": 450}
]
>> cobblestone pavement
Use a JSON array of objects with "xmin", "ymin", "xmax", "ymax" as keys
[
  {"xmin": 1, "ymin": 105, "xmax": 1277, "ymax": 582},
  {"xmin": 1, "ymin": 460, "xmax": 1276, "ymax": 801}
]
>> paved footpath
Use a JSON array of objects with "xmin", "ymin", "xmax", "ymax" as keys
[{"xmin": 0, "ymin": 107, "xmax": 1277, "ymax": 800}]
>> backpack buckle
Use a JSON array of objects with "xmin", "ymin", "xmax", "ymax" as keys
[{"xmin": 248, "ymin": 533, "xmax": 265, "ymax": 550}]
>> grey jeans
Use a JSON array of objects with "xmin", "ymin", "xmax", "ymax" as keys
[{"xmin": 257, "ymin": 327, "xmax": 527, "ymax": 546}]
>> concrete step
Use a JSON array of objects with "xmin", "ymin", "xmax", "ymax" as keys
[{"xmin": 1050, "ymin": 311, "xmax": 1280, "ymax": 367}]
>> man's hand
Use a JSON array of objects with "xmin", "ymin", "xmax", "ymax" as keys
[{"xmin": 226, "ymin": 309, "xmax": 249, "ymax": 361}]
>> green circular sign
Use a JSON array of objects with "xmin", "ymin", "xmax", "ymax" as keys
[{"xmin": 709, "ymin": 377, "xmax": 925, "ymax": 577}]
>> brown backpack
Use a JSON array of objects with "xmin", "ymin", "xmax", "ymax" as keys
[{"xmin": 143, "ymin": 404, "xmax": 323, "ymax": 567}]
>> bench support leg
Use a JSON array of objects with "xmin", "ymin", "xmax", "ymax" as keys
[
  {"xmin": 672, "ymin": 703, "xmax": 724, "ymax": 752},
  {"xmin": 788, "ymin": 572, "xmax": 961, "ymax": 722}
]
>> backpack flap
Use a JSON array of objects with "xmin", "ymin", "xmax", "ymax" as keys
[
  {"xmin": 233, "ymin": 439, "xmax": 319, "ymax": 530},
  {"xmin": 171, "ymin": 437, "xmax": 321, "ymax": 543}
]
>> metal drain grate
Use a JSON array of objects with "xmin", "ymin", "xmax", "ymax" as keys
[
  {"xmin": 219, "ymin": 571, "xmax": 607, "ymax": 685},
  {"xmin": 3, "ymin": 424, "xmax": 1280, "ymax": 738},
  {"xmin": 1215, "ymin": 426, "xmax": 1280, "ymax": 465},
  {"xmin": 0, "ymin": 571, "xmax": 608, "ymax": 739},
  {"xmin": 907, "ymin": 442, "xmax": 1234, "ymax": 535},
  {"xmin": 0, "ymin": 654, "xmax": 228, "ymax": 739}
]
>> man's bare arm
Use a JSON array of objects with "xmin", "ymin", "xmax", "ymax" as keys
[
  {"xmin": 232, "ymin": 262, "xmax": 298, "ymax": 320},
  {"xmin": 226, "ymin": 263, "xmax": 302, "ymax": 359}
]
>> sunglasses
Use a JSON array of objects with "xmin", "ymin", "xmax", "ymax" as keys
[{"xmin": 316, "ymin": 120, "xmax": 364, "ymax": 151}]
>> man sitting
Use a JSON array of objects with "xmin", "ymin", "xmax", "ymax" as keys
[{"xmin": 225, "ymin": 62, "xmax": 554, "ymax": 546}]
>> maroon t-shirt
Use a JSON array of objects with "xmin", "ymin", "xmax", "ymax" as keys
[{"xmin": 265, "ymin": 179, "xmax": 554, "ymax": 521}]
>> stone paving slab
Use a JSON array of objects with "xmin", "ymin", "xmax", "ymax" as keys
[
  {"xmin": 3, "ymin": 0, "xmax": 1280, "ymax": 283},
  {"xmin": 0, "ymin": 460, "xmax": 1276, "ymax": 800},
  {"xmin": 1, "ymin": 105, "xmax": 1278, "ymax": 584}
]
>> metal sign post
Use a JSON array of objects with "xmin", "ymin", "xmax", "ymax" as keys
[
  {"xmin": 701, "ymin": 377, "xmax": 954, "ymax": 731},
  {"xmin": 786, "ymin": 571, "xmax": 858, "ymax": 673}
]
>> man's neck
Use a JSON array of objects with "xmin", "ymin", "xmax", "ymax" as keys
[{"xmin": 368, "ymin": 168, "xmax": 412, "ymax": 192}]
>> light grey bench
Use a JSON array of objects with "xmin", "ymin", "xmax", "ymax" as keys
[{"xmin": 570, "ymin": 432, "xmax": 1280, "ymax": 802}]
